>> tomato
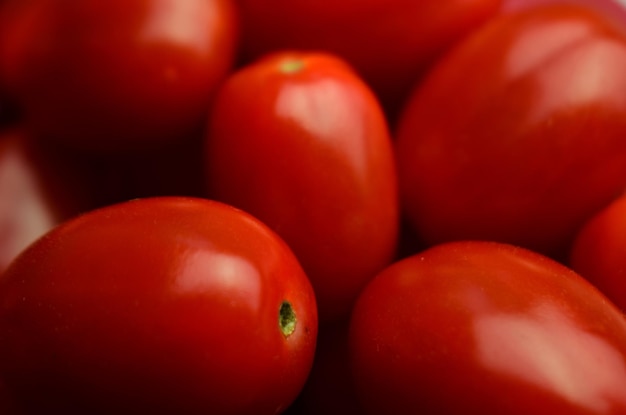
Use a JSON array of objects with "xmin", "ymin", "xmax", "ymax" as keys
[
  {"xmin": 0, "ymin": 128, "xmax": 90, "ymax": 275},
  {"xmin": 235, "ymin": 0, "xmax": 502, "ymax": 120},
  {"xmin": 395, "ymin": 5, "xmax": 626, "ymax": 260},
  {"xmin": 569, "ymin": 192, "xmax": 626, "ymax": 313},
  {"xmin": 0, "ymin": 0, "xmax": 237, "ymax": 154},
  {"xmin": 349, "ymin": 241, "xmax": 626, "ymax": 414},
  {"xmin": 0, "ymin": 197, "xmax": 318, "ymax": 414},
  {"xmin": 204, "ymin": 51, "xmax": 399, "ymax": 322}
]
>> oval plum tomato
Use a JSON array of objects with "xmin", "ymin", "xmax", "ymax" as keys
[
  {"xmin": 395, "ymin": 5, "xmax": 626, "ymax": 260},
  {"xmin": 0, "ymin": 0, "xmax": 237, "ymax": 154},
  {"xmin": 204, "ymin": 52, "xmax": 399, "ymax": 322},
  {"xmin": 0, "ymin": 128, "xmax": 90, "ymax": 275},
  {"xmin": 569, "ymin": 192, "xmax": 626, "ymax": 313},
  {"xmin": 235, "ymin": 0, "xmax": 502, "ymax": 120},
  {"xmin": 0, "ymin": 197, "xmax": 318, "ymax": 414},
  {"xmin": 349, "ymin": 241, "xmax": 626, "ymax": 414}
]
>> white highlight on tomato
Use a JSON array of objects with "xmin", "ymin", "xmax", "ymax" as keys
[
  {"xmin": 140, "ymin": 0, "xmax": 218, "ymax": 53},
  {"xmin": 174, "ymin": 250, "xmax": 262, "ymax": 312},
  {"xmin": 475, "ymin": 303, "xmax": 626, "ymax": 412}
]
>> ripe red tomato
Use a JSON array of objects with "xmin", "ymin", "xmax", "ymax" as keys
[
  {"xmin": 0, "ymin": 128, "xmax": 90, "ymax": 275},
  {"xmin": 349, "ymin": 241, "xmax": 626, "ymax": 414},
  {"xmin": 395, "ymin": 4, "xmax": 626, "ymax": 259},
  {"xmin": 569, "ymin": 192, "xmax": 626, "ymax": 312},
  {"xmin": 204, "ymin": 51, "xmax": 399, "ymax": 322},
  {"xmin": 235, "ymin": 0, "xmax": 502, "ymax": 119},
  {"xmin": 0, "ymin": 0, "xmax": 237, "ymax": 153},
  {"xmin": 0, "ymin": 197, "xmax": 318, "ymax": 414}
]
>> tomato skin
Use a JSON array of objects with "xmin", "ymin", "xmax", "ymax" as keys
[
  {"xmin": 204, "ymin": 52, "xmax": 399, "ymax": 322},
  {"xmin": 0, "ymin": 0, "xmax": 237, "ymax": 153},
  {"xmin": 236, "ymin": 0, "xmax": 502, "ymax": 119},
  {"xmin": 395, "ymin": 5, "xmax": 626, "ymax": 259},
  {"xmin": 570, "ymin": 193, "xmax": 626, "ymax": 313},
  {"xmin": 349, "ymin": 241, "xmax": 626, "ymax": 415},
  {"xmin": 501, "ymin": 0, "xmax": 626, "ymax": 24},
  {"xmin": 0, "ymin": 197, "xmax": 318, "ymax": 414}
]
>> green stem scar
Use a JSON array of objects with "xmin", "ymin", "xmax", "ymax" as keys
[{"xmin": 279, "ymin": 301, "xmax": 297, "ymax": 338}]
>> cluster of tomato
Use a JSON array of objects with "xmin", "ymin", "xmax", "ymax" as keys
[{"xmin": 2, "ymin": 0, "xmax": 626, "ymax": 413}]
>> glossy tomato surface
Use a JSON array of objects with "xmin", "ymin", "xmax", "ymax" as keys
[
  {"xmin": 502, "ymin": 0, "xmax": 626, "ymax": 24},
  {"xmin": 395, "ymin": 4, "xmax": 626, "ymax": 259},
  {"xmin": 0, "ymin": 197, "xmax": 318, "ymax": 414},
  {"xmin": 236, "ymin": 0, "xmax": 502, "ymax": 119},
  {"xmin": 500, "ymin": 0, "xmax": 626, "ymax": 40},
  {"xmin": 0, "ymin": 0, "xmax": 237, "ymax": 153},
  {"xmin": 204, "ymin": 52, "xmax": 399, "ymax": 322},
  {"xmin": 349, "ymin": 241, "xmax": 626, "ymax": 414},
  {"xmin": 570, "ymin": 193, "xmax": 626, "ymax": 312},
  {"xmin": 0, "ymin": 128, "xmax": 90, "ymax": 275}
]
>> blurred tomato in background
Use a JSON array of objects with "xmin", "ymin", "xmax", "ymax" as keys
[
  {"xmin": 0, "ymin": 0, "xmax": 238, "ymax": 154},
  {"xmin": 500, "ymin": 0, "xmax": 626, "ymax": 36}
]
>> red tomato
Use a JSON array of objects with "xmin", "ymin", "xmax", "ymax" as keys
[
  {"xmin": 0, "ymin": 0, "xmax": 237, "ymax": 153},
  {"xmin": 0, "ymin": 197, "xmax": 318, "ymax": 414},
  {"xmin": 569, "ymin": 192, "xmax": 626, "ymax": 312},
  {"xmin": 235, "ymin": 0, "xmax": 502, "ymax": 119},
  {"xmin": 204, "ymin": 51, "xmax": 399, "ymax": 322},
  {"xmin": 395, "ymin": 5, "xmax": 626, "ymax": 260},
  {"xmin": 0, "ymin": 128, "xmax": 90, "ymax": 275},
  {"xmin": 349, "ymin": 241, "xmax": 626, "ymax": 414}
]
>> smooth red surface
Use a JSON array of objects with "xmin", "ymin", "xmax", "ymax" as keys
[
  {"xmin": 395, "ymin": 5, "xmax": 626, "ymax": 259},
  {"xmin": 349, "ymin": 241, "xmax": 626, "ymax": 414},
  {"xmin": 570, "ymin": 193, "xmax": 626, "ymax": 312},
  {"xmin": 501, "ymin": 0, "xmax": 626, "ymax": 27},
  {"xmin": 205, "ymin": 52, "xmax": 399, "ymax": 322},
  {"xmin": 0, "ymin": 128, "xmax": 89, "ymax": 275},
  {"xmin": 0, "ymin": 0, "xmax": 237, "ymax": 153},
  {"xmin": 236, "ymin": 0, "xmax": 502, "ymax": 119},
  {"xmin": 500, "ymin": 0, "xmax": 626, "ymax": 41},
  {"xmin": 0, "ymin": 197, "xmax": 318, "ymax": 414}
]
